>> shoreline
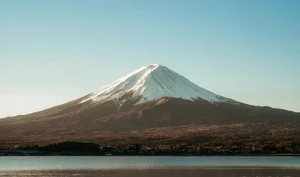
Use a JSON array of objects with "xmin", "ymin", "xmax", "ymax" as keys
[
  {"xmin": 1, "ymin": 166, "xmax": 300, "ymax": 170},
  {"xmin": 2, "ymin": 153, "xmax": 300, "ymax": 156},
  {"xmin": 1, "ymin": 167, "xmax": 300, "ymax": 177}
]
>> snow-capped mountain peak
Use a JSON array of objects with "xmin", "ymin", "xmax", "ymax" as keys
[{"xmin": 80, "ymin": 64, "xmax": 235, "ymax": 105}]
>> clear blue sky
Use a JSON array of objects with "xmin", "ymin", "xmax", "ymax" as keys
[{"xmin": 1, "ymin": 0, "xmax": 300, "ymax": 117}]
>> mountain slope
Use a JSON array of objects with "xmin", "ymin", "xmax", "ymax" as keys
[{"xmin": 0, "ymin": 64, "xmax": 299, "ymax": 147}]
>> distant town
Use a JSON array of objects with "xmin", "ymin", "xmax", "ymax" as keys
[{"xmin": 1, "ymin": 141, "xmax": 300, "ymax": 156}]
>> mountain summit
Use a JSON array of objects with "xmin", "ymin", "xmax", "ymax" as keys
[
  {"xmin": 0, "ymin": 64, "xmax": 299, "ymax": 146},
  {"xmin": 81, "ymin": 64, "xmax": 236, "ymax": 106}
]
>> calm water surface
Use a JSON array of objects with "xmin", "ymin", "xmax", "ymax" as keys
[{"xmin": 0, "ymin": 156, "xmax": 300, "ymax": 171}]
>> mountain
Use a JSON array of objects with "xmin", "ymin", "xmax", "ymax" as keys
[{"xmin": 0, "ymin": 64, "xmax": 299, "ymax": 147}]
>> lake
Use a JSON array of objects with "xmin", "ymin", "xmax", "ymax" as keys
[{"xmin": 1, "ymin": 156, "xmax": 300, "ymax": 177}]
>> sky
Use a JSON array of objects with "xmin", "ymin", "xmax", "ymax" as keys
[{"xmin": 1, "ymin": 0, "xmax": 300, "ymax": 118}]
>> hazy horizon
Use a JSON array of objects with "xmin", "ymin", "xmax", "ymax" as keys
[{"xmin": 1, "ymin": 0, "xmax": 300, "ymax": 118}]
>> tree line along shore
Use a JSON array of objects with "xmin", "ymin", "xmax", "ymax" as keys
[{"xmin": 1, "ymin": 141, "xmax": 300, "ymax": 156}]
